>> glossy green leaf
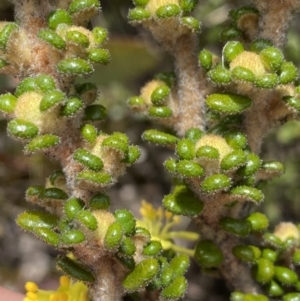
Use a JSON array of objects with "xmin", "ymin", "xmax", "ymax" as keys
[
  {"xmin": 223, "ymin": 41, "xmax": 244, "ymax": 63},
  {"xmin": 38, "ymin": 29, "xmax": 66, "ymax": 49},
  {"xmin": 57, "ymin": 58, "xmax": 93, "ymax": 75},
  {"xmin": 142, "ymin": 129, "xmax": 178, "ymax": 145},
  {"xmin": 148, "ymin": 106, "xmax": 172, "ymax": 118},
  {"xmin": 60, "ymin": 229, "xmax": 85, "ymax": 245},
  {"xmin": 179, "ymin": 0, "xmax": 198, "ymax": 12},
  {"xmin": 230, "ymin": 186, "xmax": 264, "ymax": 203},
  {"xmin": 123, "ymin": 145, "xmax": 140, "ymax": 164},
  {"xmin": 114, "ymin": 209, "xmax": 136, "ymax": 236},
  {"xmin": 89, "ymin": 193, "xmax": 110, "ymax": 210},
  {"xmin": 39, "ymin": 90, "xmax": 65, "ymax": 111},
  {"xmin": 201, "ymin": 174, "xmax": 231, "ymax": 193},
  {"xmin": 42, "ymin": 187, "xmax": 68, "ymax": 200},
  {"xmin": 196, "ymin": 145, "xmax": 219, "ymax": 159},
  {"xmin": 47, "ymin": 9, "xmax": 73, "ymax": 30},
  {"xmin": 231, "ymin": 66, "xmax": 255, "ymax": 83},
  {"xmin": 274, "ymin": 266, "xmax": 298, "ymax": 286},
  {"xmin": 194, "ymin": 240, "xmax": 224, "ymax": 268},
  {"xmin": 7, "ymin": 119, "xmax": 39, "ymax": 139},
  {"xmin": 253, "ymin": 258, "xmax": 274, "ymax": 284},
  {"xmin": 163, "ymin": 185, "xmax": 203, "ymax": 216},
  {"xmin": 221, "ymin": 150, "xmax": 247, "ymax": 171},
  {"xmin": 35, "ymin": 228, "xmax": 59, "ymax": 246},
  {"xmin": 169, "ymin": 254, "xmax": 190, "ymax": 277},
  {"xmin": 176, "ymin": 139, "xmax": 195, "ymax": 160},
  {"xmin": 151, "ymin": 85, "xmax": 170, "ymax": 105},
  {"xmin": 75, "ymin": 210, "xmax": 98, "ymax": 231},
  {"xmin": 219, "ymin": 217, "xmax": 251, "ymax": 237},
  {"xmin": 198, "ymin": 49, "xmax": 213, "ymax": 71},
  {"xmin": 119, "ymin": 237, "xmax": 136, "ymax": 256},
  {"xmin": 92, "ymin": 27, "xmax": 108, "ymax": 45},
  {"xmin": 206, "ymin": 93, "xmax": 252, "ymax": 114},
  {"xmin": 232, "ymin": 245, "xmax": 261, "ymax": 263},
  {"xmin": 15, "ymin": 78, "xmax": 37, "ymax": 97},
  {"xmin": 128, "ymin": 8, "xmax": 151, "ymax": 21},
  {"xmin": 73, "ymin": 148, "xmax": 104, "ymax": 171},
  {"xmin": 260, "ymin": 47, "xmax": 283, "ymax": 71},
  {"xmin": 0, "ymin": 93, "xmax": 18, "ymax": 113},
  {"xmin": 64, "ymin": 198, "xmax": 85, "ymax": 219},
  {"xmin": 181, "ymin": 16, "xmax": 201, "ymax": 32},
  {"xmin": 56, "ymin": 256, "xmax": 95, "ymax": 282},
  {"xmin": 255, "ymin": 74, "xmax": 278, "ymax": 88},
  {"xmin": 25, "ymin": 134, "xmax": 60, "ymax": 153},
  {"xmin": 84, "ymin": 104, "xmax": 107, "ymax": 121},
  {"xmin": 246, "ymin": 212, "xmax": 269, "ymax": 232},
  {"xmin": 123, "ymin": 258, "xmax": 159, "ymax": 291},
  {"xmin": 265, "ymin": 280, "xmax": 284, "ymax": 297},
  {"xmin": 88, "ymin": 49, "xmax": 110, "ymax": 65},
  {"xmin": 185, "ymin": 128, "xmax": 203, "ymax": 141},
  {"xmin": 36, "ymin": 74, "xmax": 56, "ymax": 92},
  {"xmin": 250, "ymin": 39, "xmax": 273, "ymax": 53},
  {"xmin": 160, "ymin": 276, "xmax": 187, "ymax": 300},
  {"xmin": 208, "ymin": 65, "xmax": 231, "ymax": 85},
  {"xmin": 16, "ymin": 211, "xmax": 59, "ymax": 231},
  {"xmin": 66, "ymin": 30, "xmax": 90, "ymax": 47},
  {"xmin": 143, "ymin": 240, "xmax": 162, "ymax": 256},
  {"xmin": 104, "ymin": 221, "xmax": 123, "ymax": 249},
  {"xmin": 279, "ymin": 61, "xmax": 298, "ymax": 84},
  {"xmin": 77, "ymin": 170, "xmax": 112, "ymax": 185},
  {"xmin": 69, "ymin": 0, "xmax": 100, "ymax": 14},
  {"xmin": 156, "ymin": 4, "xmax": 181, "ymax": 18},
  {"xmin": 81, "ymin": 124, "xmax": 97, "ymax": 143},
  {"xmin": 0, "ymin": 23, "xmax": 18, "ymax": 50},
  {"xmin": 176, "ymin": 160, "xmax": 204, "ymax": 177}
]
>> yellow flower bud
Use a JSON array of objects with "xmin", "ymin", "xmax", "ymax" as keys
[
  {"xmin": 230, "ymin": 51, "xmax": 266, "ymax": 77},
  {"xmin": 273, "ymin": 222, "xmax": 300, "ymax": 242},
  {"xmin": 140, "ymin": 79, "xmax": 165, "ymax": 105},
  {"xmin": 196, "ymin": 134, "xmax": 232, "ymax": 161},
  {"xmin": 146, "ymin": 0, "xmax": 179, "ymax": 15},
  {"xmin": 14, "ymin": 91, "xmax": 63, "ymax": 134},
  {"xmin": 92, "ymin": 210, "xmax": 116, "ymax": 246}
]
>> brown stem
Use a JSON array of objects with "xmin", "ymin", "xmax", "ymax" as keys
[
  {"xmin": 251, "ymin": 0, "xmax": 300, "ymax": 48},
  {"xmin": 144, "ymin": 19, "xmax": 209, "ymax": 136},
  {"xmin": 172, "ymin": 34, "xmax": 207, "ymax": 136},
  {"xmin": 89, "ymin": 259, "xmax": 126, "ymax": 301},
  {"xmin": 195, "ymin": 218, "xmax": 262, "ymax": 294}
]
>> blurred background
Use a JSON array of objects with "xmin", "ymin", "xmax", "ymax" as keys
[{"xmin": 1, "ymin": 0, "xmax": 300, "ymax": 300}]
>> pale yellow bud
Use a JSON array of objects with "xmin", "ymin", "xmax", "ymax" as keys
[
  {"xmin": 92, "ymin": 210, "xmax": 116, "ymax": 245},
  {"xmin": 230, "ymin": 51, "xmax": 266, "ymax": 77},
  {"xmin": 196, "ymin": 134, "xmax": 233, "ymax": 160},
  {"xmin": 14, "ymin": 91, "xmax": 64, "ymax": 134},
  {"xmin": 146, "ymin": 0, "xmax": 179, "ymax": 14},
  {"xmin": 140, "ymin": 80, "xmax": 165, "ymax": 105},
  {"xmin": 273, "ymin": 222, "xmax": 300, "ymax": 242}
]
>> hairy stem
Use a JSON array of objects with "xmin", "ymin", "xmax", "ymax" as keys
[{"xmin": 173, "ymin": 34, "xmax": 207, "ymax": 136}]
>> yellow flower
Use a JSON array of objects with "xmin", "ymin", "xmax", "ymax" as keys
[
  {"xmin": 137, "ymin": 200, "xmax": 199, "ymax": 257},
  {"xmin": 23, "ymin": 276, "xmax": 90, "ymax": 301}
]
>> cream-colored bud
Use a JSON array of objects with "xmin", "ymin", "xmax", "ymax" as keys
[
  {"xmin": 14, "ymin": 91, "xmax": 64, "ymax": 134},
  {"xmin": 230, "ymin": 51, "xmax": 266, "ymax": 77},
  {"xmin": 146, "ymin": 0, "xmax": 179, "ymax": 15},
  {"xmin": 196, "ymin": 134, "xmax": 233, "ymax": 160},
  {"xmin": 140, "ymin": 80, "xmax": 165, "ymax": 105},
  {"xmin": 273, "ymin": 222, "xmax": 300, "ymax": 242},
  {"xmin": 92, "ymin": 210, "xmax": 116, "ymax": 245}
]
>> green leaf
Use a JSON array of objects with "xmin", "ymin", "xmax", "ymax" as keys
[
  {"xmin": 206, "ymin": 93, "xmax": 252, "ymax": 114},
  {"xmin": 163, "ymin": 185, "xmax": 203, "ymax": 216},
  {"xmin": 16, "ymin": 211, "xmax": 59, "ymax": 231},
  {"xmin": 123, "ymin": 258, "xmax": 159, "ymax": 291},
  {"xmin": 56, "ymin": 256, "xmax": 95, "ymax": 282}
]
